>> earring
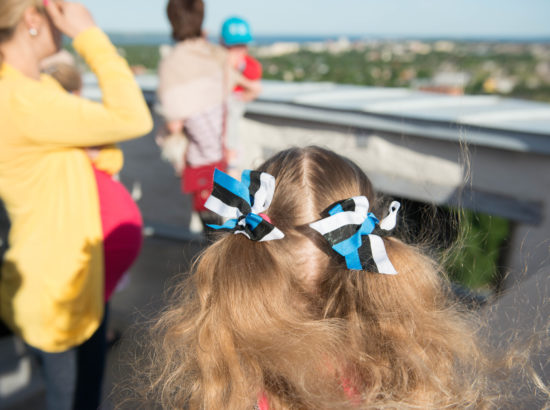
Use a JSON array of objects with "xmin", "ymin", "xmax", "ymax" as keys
[{"xmin": 29, "ymin": 27, "xmax": 38, "ymax": 37}]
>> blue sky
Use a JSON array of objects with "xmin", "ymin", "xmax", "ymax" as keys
[{"xmin": 80, "ymin": 0, "xmax": 550, "ymax": 38}]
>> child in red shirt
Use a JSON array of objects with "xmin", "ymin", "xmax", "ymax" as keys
[{"xmin": 221, "ymin": 16, "xmax": 262, "ymax": 176}]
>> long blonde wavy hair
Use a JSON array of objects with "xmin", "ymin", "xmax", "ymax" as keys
[{"xmin": 137, "ymin": 146, "xmax": 529, "ymax": 409}]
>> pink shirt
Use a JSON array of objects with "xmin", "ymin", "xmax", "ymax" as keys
[{"xmin": 257, "ymin": 377, "xmax": 359, "ymax": 409}]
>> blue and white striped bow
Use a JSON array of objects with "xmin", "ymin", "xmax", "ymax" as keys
[
  {"xmin": 204, "ymin": 169, "xmax": 285, "ymax": 242},
  {"xmin": 309, "ymin": 196, "xmax": 401, "ymax": 274}
]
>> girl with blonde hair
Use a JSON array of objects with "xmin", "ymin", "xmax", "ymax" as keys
[{"xmin": 142, "ymin": 146, "xmax": 533, "ymax": 409}]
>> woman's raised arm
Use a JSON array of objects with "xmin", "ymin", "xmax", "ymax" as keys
[{"xmin": 13, "ymin": 3, "xmax": 153, "ymax": 146}]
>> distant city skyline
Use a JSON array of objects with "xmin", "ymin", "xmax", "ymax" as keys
[{"xmin": 80, "ymin": 0, "xmax": 550, "ymax": 39}]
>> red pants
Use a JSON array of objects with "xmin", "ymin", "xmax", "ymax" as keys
[{"xmin": 181, "ymin": 160, "xmax": 226, "ymax": 212}]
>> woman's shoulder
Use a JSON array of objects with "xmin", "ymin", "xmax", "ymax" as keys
[
  {"xmin": 1, "ymin": 63, "xmax": 64, "ymax": 92},
  {"xmin": 0, "ymin": 63, "xmax": 29, "ymax": 90},
  {"xmin": 0, "ymin": 64, "xmax": 61, "ymax": 112}
]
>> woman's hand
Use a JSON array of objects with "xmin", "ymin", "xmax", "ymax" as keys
[
  {"xmin": 43, "ymin": 1, "xmax": 96, "ymax": 39},
  {"xmin": 166, "ymin": 120, "xmax": 184, "ymax": 135}
]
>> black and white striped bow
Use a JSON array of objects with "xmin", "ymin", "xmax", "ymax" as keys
[
  {"xmin": 309, "ymin": 196, "xmax": 400, "ymax": 274},
  {"xmin": 204, "ymin": 169, "xmax": 285, "ymax": 242}
]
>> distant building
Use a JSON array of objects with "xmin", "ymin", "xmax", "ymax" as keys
[
  {"xmin": 326, "ymin": 37, "xmax": 352, "ymax": 54},
  {"xmin": 255, "ymin": 42, "xmax": 300, "ymax": 57},
  {"xmin": 483, "ymin": 76, "xmax": 516, "ymax": 94},
  {"xmin": 415, "ymin": 72, "xmax": 471, "ymax": 95}
]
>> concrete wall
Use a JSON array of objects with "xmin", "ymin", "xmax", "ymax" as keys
[{"xmin": 239, "ymin": 114, "xmax": 550, "ymax": 288}]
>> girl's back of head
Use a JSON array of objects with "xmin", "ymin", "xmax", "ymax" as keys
[{"xmin": 140, "ymin": 147, "xmax": 517, "ymax": 409}]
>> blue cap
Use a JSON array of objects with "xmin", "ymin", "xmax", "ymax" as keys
[{"xmin": 221, "ymin": 17, "xmax": 253, "ymax": 46}]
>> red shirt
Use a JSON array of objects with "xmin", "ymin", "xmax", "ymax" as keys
[
  {"xmin": 257, "ymin": 377, "xmax": 359, "ymax": 409},
  {"xmin": 234, "ymin": 55, "xmax": 262, "ymax": 93}
]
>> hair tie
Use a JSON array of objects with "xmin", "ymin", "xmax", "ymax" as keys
[
  {"xmin": 309, "ymin": 196, "xmax": 400, "ymax": 274},
  {"xmin": 204, "ymin": 169, "xmax": 285, "ymax": 242}
]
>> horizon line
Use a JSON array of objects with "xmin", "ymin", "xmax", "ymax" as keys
[{"xmin": 104, "ymin": 31, "xmax": 550, "ymax": 41}]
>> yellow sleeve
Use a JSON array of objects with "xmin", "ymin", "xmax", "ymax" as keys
[
  {"xmin": 13, "ymin": 27, "xmax": 153, "ymax": 147},
  {"xmin": 89, "ymin": 144, "xmax": 124, "ymax": 175}
]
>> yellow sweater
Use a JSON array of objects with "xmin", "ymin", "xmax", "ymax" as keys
[{"xmin": 0, "ymin": 28, "xmax": 153, "ymax": 352}]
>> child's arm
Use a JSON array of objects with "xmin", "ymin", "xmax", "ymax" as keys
[
  {"xmin": 236, "ymin": 55, "xmax": 263, "ymax": 102},
  {"xmin": 235, "ymin": 77, "xmax": 262, "ymax": 102},
  {"xmin": 86, "ymin": 145, "xmax": 124, "ymax": 175},
  {"xmin": 166, "ymin": 119, "xmax": 185, "ymax": 135}
]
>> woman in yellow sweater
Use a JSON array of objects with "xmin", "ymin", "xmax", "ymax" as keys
[{"xmin": 0, "ymin": 1, "xmax": 152, "ymax": 408}]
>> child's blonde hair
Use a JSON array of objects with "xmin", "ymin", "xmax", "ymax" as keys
[
  {"xmin": 140, "ymin": 146, "xmax": 526, "ymax": 409},
  {"xmin": 43, "ymin": 62, "xmax": 82, "ymax": 94}
]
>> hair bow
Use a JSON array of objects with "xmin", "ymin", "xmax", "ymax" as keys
[
  {"xmin": 204, "ymin": 169, "xmax": 285, "ymax": 242},
  {"xmin": 309, "ymin": 196, "xmax": 401, "ymax": 274}
]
